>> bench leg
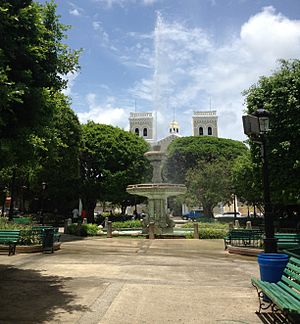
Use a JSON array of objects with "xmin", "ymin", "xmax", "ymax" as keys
[
  {"xmin": 8, "ymin": 243, "xmax": 16, "ymax": 256},
  {"xmin": 252, "ymin": 283, "xmax": 273, "ymax": 313}
]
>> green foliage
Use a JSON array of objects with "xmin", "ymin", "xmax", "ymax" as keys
[
  {"xmin": 0, "ymin": 218, "xmax": 41, "ymax": 244},
  {"xmin": 186, "ymin": 159, "xmax": 233, "ymax": 217},
  {"xmin": 185, "ymin": 226, "xmax": 227, "ymax": 239},
  {"xmin": 232, "ymin": 151, "xmax": 262, "ymax": 207},
  {"xmin": 165, "ymin": 136, "xmax": 247, "ymax": 216},
  {"xmin": 243, "ymin": 59, "xmax": 300, "ymax": 206},
  {"xmin": 183, "ymin": 222, "xmax": 228, "ymax": 239},
  {"xmin": 18, "ymin": 230, "xmax": 41, "ymax": 245},
  {"xmin": 166, "ymin": 136, "xmax": 247, "ymax": 183},
  {"xmin": 32, "ymin": 93, "xmax": 82, "ymax": 214},
  {"xmin": 80, "ymin": 122, "xmax": 150, "ymax": 222},
  {"xmin": 112, "ymin": 220, "xmax": 142, "ymax": 228},
  {"xmin": 68, "ymin": 223, "xmax": 99, "ymax": 236},
  {"xmin": 0, "ymin": 0, "xmax": 80, "ymax": 143},
  {"xmin": 182, "ymin": 221, "xmax": 228, "ymax": 229}
]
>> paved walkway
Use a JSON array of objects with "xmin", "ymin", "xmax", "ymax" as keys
[{"xmin": 0, "ymin": 237, "xmax": 263, "ymax": 324}]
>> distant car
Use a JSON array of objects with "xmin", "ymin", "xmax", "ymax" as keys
[
  {"xmin": 214, "ymin": 212, "xmax": 244, "ymax": 218},
  {"xmin": 182, "ymin": 210, "xmax": 205, "ymax": 221}
]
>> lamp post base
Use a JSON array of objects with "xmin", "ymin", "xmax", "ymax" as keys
[{"xmin": 264, "ymin": 238, "xmax": 278, "ymax": 253}]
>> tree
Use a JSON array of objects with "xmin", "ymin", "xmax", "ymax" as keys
[
  {"xmin": 0, "ymin": 0, "xmax": 80, "ymax": 217},
  {"xmin": 166, "ymin": 136, "xmax": 248, "ymax": 183},
  {"xmin": 186, "ymin": 159, "xmax": 232, "ymax": 217},
  {"xmin": 80, "ymin": 122, "xmax": 150, "ymax": 223},
  {"xmin": 232, "ymin": 151, "xmax": 262, "ymax": 209},
  {"xmin": 32, "ymin": 93, "xmax": 82, "ymax": 216},
  {"xmin": 0, "ymin": 0, "xmax": 80, "ymax": 166},
  {"xmin": 243, "ymin": 59, "xmax": 300, "ymax": 208},
  {"xmin": 165, "ymin": 136, "xmax": 247, "ymax": 216}
]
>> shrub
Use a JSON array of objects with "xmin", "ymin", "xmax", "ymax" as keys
[
  {"xmin": 199, "ymin": 227, "xmax": 227, "ymax": 239},
  {"xmin": 182, "ymin": 222, "xmax": 228, "ymax": 230},
  {"xmin": 19, "ymin": 230, "xmax": 41, "ymax": 245},
  {"xmin": 112, "ymin": 220, "xmax": 142, "ymax": 229},
  {"xmin": 183, "ymin": 222, "xmax": 228, "ymax": 239},
  {"xmin": 83, "ymin": 224, "xmax": 99, "ymax": 236},
  {"xmin": 67, "ymin": 223, "xmax": 99, "ymax": 236}
]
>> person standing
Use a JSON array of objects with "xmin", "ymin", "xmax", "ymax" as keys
[{"xmin": 72, "ymin": 208, "xmax": 79, "ymax": 222}]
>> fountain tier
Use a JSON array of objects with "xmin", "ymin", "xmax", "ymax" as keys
[{"xmin": 126, "ymin": 148, "xmax": 186, "ymax": 235}]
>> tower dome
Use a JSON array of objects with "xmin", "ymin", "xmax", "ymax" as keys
[{"xmin": 169, "ymin": 120, "xmax": 179, "ymax": 134}]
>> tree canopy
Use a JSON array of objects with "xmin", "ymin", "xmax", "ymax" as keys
[
  {"xmin": 80, "ymin": 122, "xmax": 150, "ymax": 222},
  {"xmin": 186, "ymin": 159, "xmax": 233, "ymax": 217},
  {"xmin": 165, "ymin": 136, "xmax": 247, "ymax": 216},
  {"xmin": 243, "ymin": 59, "xmax": 300, "ymax": 207},
  {"xmin": 0, "ymin": 0, "xmax": 80, "ymax": 162},
  {"xmin": 166, "ymin": 136, "xmax": 247, "ymax": 183},
  {"xmin": 0, "ymin": 0, "xmax": 81, "ymax": 218}
]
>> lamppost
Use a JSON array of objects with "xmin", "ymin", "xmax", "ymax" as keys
[
  {"xmin": 40, "ymin": 182, "xmax": 47, "ymax": 225},
  {"xmin": 242, "ymin": 108, "xmax": 277, "ymax": 253}
]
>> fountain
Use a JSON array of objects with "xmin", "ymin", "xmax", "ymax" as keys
[{"xmin": 126, "ymin": 145, "xmax": 186, "ymax": 235}]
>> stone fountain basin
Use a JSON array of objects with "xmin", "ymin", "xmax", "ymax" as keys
[{"xmin": 126, "ymin": 183, "xmax": 187, "ymax": 199}]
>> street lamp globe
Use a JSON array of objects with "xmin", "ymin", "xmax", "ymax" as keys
[{"xmin": 253, "ymin": 108, "xmax": 270, "ymax": 133}]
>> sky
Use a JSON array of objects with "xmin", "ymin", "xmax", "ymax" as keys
[{"xmin": 41, "ymin": 0, "xmax": 300, "ymax": 141}]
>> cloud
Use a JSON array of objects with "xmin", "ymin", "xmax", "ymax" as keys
[
  {"xmin": 77, "ymin": 7, "xmax": 300, "ymax": 141},
  {"xmin": 62, "ymin": 71, "xmax": 79, "ymax": 96},
  {"xmin": 68, "ymin": 2, "xmax": 84, "ymax": 16},
  {"xmin": 127, "ymin": 7, "xmax": 300, "ymax": 140},
  {"xmin": 77, "ymin": 93, "xmax": 129, "ymax": 129},
  {"xmin": 93, "ymin": 0, "xmax": 160, "ymax": 9}
]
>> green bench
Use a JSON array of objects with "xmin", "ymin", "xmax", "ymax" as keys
[
  {"xmin": 251, "ymin": 256, "xmax": 300, "ymax": 320},
  {"xmin": 275, "ymin": 233, "xmax": 300, "ymax": 250},
  {"xmin": 224, "ymin": 229, "xmax": 264, "ymax": 249},
  {"xmin": 283, "ymin": 246, "xmax": 300, "ymax": 258},
  {"xmin": 12, "ymin": 217, "xmax": 32, "ymax": 225},
  {"xmin": 0, "ymin": 230, "xmax": 20, "ymax": 256}
]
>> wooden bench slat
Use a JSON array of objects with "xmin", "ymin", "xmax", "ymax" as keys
[
  {"xmin": 269, "ymin": 284, "xmax": 300, "ymax": 312},
  {"xmin": 252, "ymin": 279, "xmax": 298, "ymax": 312},
  {"xmin": 284, "ymin": 268, "xmax": 300, "ymax": 283},
  {"xmin": 290, "ymin": 256, "xmax": 300, "ymax": 267},
  {"xmin": 281, "ymin": 276, "xmax": 300, "ymax": 293},
  {"xmin": 277, "ymin": 282, "xmax": 300, "ymax": 305},
  {"xmin": 252, "ymin": 257, "xmax": 300, "ymax": 316}
]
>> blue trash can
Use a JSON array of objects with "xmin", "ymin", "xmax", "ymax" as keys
[{"xmin": 257, "ymin": 253, "xmax": 289, "ymax": 283}]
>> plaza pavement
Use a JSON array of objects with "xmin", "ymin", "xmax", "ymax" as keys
[{"xmin": 0, "ymin": 236, "xmax": 264, "ymax": 324}]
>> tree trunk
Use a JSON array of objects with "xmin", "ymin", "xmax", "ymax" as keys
[
  {"xmin": 84, "ymin": 199, "xmax": 96, "ymax": 223},
  {"xmin": 121, "ymin": 204, "xmax": 126, "ymax": 215},
  {"xmin": 203, "ymin": 204, "xmax": 214, "ymax": 218}
]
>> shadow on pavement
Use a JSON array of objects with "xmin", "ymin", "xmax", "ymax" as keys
[
  {"xmin": 256, "ymin": 312, "xmax": 299, "ymax": 324},
  {"xmin": 0, "ymin": 264, "xmax": 89, "ymax": 323}
]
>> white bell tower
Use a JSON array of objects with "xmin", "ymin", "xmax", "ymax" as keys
[
  {"xmin": 192, "ymin": 111, "xmax": 218, "ymax": 137},
  {"xmin": 129, "ymin": 112, "xmax": 154, "ymax": 141}
]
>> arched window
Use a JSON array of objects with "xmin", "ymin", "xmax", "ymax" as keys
[
  {"xmin": 208, "ymin": 127, "xmax": 212, "ymax": 135},
  {"xmin": 143, "ymin": 128, "xmax": 148, "ymax": 137},
  {"xmin": 135, "ymin": 128, "xmax": 139, "ymax": 136},
  {"xmin": 199, "ymin": 127, "xmax": 203, "ymax": 135}
]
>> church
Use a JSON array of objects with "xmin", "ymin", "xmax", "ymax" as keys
[{"xmin": 129, "ymin": 110, "xmax": 218, "ymax": 152}]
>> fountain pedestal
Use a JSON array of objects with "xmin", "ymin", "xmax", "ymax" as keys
[{"xmin": 126, "ymin": 148, "xmax": 186, "ymax": 235}]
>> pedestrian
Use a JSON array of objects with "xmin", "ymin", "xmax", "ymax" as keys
[
  {"xmin": 81, "ymin": 209, "xmax": 87, "ymax": 222},
  {"xmin": 72, "ymin": 208, "xmax": 79, "ymax": 223}
]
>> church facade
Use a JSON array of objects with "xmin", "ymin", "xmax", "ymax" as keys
[{"xmin": 129, "ymin": 110, "xmax": 218, "ymax": 152}]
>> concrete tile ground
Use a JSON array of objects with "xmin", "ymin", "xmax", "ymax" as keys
[{"xmin": 0, "ymin": 237, "xmax": 265, "ymax": 323}]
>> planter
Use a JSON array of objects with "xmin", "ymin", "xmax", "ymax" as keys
[{"xmin": 257, "ymin": 253, "xmax": 289, "ymax": 283}]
